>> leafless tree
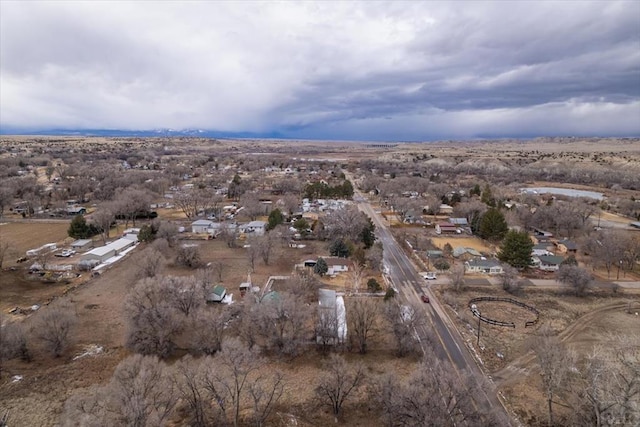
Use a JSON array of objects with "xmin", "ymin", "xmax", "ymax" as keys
[
  {"xmin": 240, "ymin": 191, "xmax": 264, "ymax": 220},
  {"xmin": 384, "ymin": 301, "xmax": 427, "ymax": 357},
  {"xmin": 370, "ymin": 353, "xmax": 486, "ymax": 427},
  {"xmin": 449, "ymin": 265, "xmax": 466, "ymax": 292},
  {"xmin": 366, "ymin": 242, "xmax": 383, "ymax": 272},
  {"xmin": 90, "ymin": 205, "xmax": 116, "ymax": 244},
  {"xmin": 0, "ymin": 236, "xmax": 12, "ymax": 269},
  {"xmin": 124, "ymin": 278, "xmax": 183, "ymax": 358},
  {"xmin": 156, "ymin": 221, "xmax": 178, "ymax": 247},
  {"xmin": 323, "ymin": 205, "xmax": 368, "ymax": 242},
  {"xmin": 532, "ymin": 326, "xmax": 573, "ymax": 427},
  {"xmin": 314, "ymin": 354, "xmax": 366, "ymax": 421},
  {"xmin": 239, "ymin": 295, "xmax": 264, "ymax": 350},
  {"xmin": 135, "ymin": 247, "xmax": 166, "ymax": 279},
  {"xmin": 173, "ymin": 355, "xmax": 209, "ymax": 427},
  {"xmin": 166, "ymin": 276, "xmax": 205, "ymax": 317},
  {"xmin": 210, "ymin": 259, "xmax": 226, "ymax": 282},
  {"xmin": 0, "ymin": 186, "xmax": 14, "ymax": 218},
  {"xmin": 201, "ymin": 338, "xmax": 262, "ymax": 427},
  {"xmin": 176, "ymin": 244, "xmax": 202, "ymax": 269},
  {"xmin": 0, "ymin": 318, "xmax": 30, "ymax": 370},
  {"xmin": 248, "ymin": 370, "xmax": 286, "ymax": 427},
  {"xmin": 220, "ymin": 223, "xmax": 238, "ymax": 248},
  {"xmin": 260, "ymin": 292, "xmax": 311, "ymax": 357},
  {"xmin": 347, "ymin": 298, "xmax": 379, "ymax": 354},
  {"xmin": 191, "ymin": 306, "xmax": 231, "ymax": 355},
  {"xmin": 114, "ymin": 187, "xmax": 153, "ymax": 227},
  {"xmin": 347, "ymin": 261, "xmax": 366, "ymax": 294},
  {"xmin": 32, "ymin": 301, "xmax": 76, "ymax": 357},
  {"xmin": 257, "ymin": 231, "xmax": 278, "ymax": 266},
  {"xmin": 499, "ymin": 266, "xmax": 523, "ymax": 294},
  {"xmin": 63, "ymin": 354, "xmax": 177, "ymax": 427},
  {"xmin": 556, "ymin": 264, "xmax": 592, "ymax": 296}
]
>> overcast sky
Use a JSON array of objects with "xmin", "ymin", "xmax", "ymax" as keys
[{"xmin": 1, "ymin": 1, "xmax": 639, "ymax": 141}]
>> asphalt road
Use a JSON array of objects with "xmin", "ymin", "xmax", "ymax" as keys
[{"xmin": 350, "ymin": 182, "xmax": 512, "ymax": 425}]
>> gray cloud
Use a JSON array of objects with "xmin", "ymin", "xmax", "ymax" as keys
[{"xmin": 1, "ymin": 1, "xmax": 638, "ymax": 140}]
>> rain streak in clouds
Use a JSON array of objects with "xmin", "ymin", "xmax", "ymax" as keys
[{"xmin": 1, "ymin": 1, "xmax": 639, "ymax": 140}]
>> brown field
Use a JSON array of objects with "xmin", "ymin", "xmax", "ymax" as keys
[
  {"xmin": 431, "ymin": 236, "xmax": 496, "ymax": 254},
  {"xmin": 0, "ymin": 221, "xmax": 71, "ymax": 264},
  {"xmin": 436, "ymin": 284, "xmax": 640, "ymax": 422}
]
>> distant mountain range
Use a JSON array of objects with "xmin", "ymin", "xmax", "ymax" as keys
[{"xmin": 0, "ymin": 128, "xmax": 288, "ymax": 139}]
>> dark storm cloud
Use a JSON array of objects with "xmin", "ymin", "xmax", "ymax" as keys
[{"xmin": 1, "ymin": 1, "xmax": 638, "ymax": 140}]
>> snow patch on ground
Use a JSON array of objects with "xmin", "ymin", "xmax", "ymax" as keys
[{"xmin": 73, "ymin": 344, "xmax": 104, "ymax": 360}]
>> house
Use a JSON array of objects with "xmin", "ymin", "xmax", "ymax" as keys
[
  {"xmin": 435, "ymin": 222, "xmax": 458, "ymax": 234},
  {"xmin": 453, "ymin": 247, "xmax": 482, "ymax": 258},
  {"xmin": 556, "ymin": 240, "xmax": 577, "ymax": 254},
  {"xmin": 206, "ymin": 285, "xmax": 227, "ymax": 303},
  {"xmin": 324, "ymin": 257, "xmax": 350, "ymax": 275},
  {"xmin": 449, "ymin": 218, "xmax": 469, "ymax": 226},
  {"xmin": 536, "ymin": 255, "xmax": 564, "ymax": 272},
  {"xmin": 439, "ymin": 204, "xmax": 454, "ymax": 215},
  {"xmin": 191, "ymin": 219, "xmax": 214, "ymax": 234},
  {"xmin": 532, "ymin": 243, "xmax": 554, "ymax": 257},
  {"xmin": 242, "ymin": 221, "xmax": 267, "ymax": 236},
  {"xmin": 426, "ymin": 250, "xmax": 444, "ymax": 259},
  {"xmin": 71, "ymin": 239, "xmax": 93, "ymax": 251},
  {"xmin": 464, "ymin": 259, "xmax": 504, "ymax": 275}
]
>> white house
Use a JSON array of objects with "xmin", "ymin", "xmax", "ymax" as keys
[
  {"xmin": 464, "ymin": 259, "xmax": 504, "ymax": 275},
  {"xmin": 81, "ymin": 246, "xmax": 116, "ymax": 264},
  {"xmin": 324, "ymin": 257, "xmax": 350, "ymax": 275},
  {"xmin": 192, "ymin": 219, "xmax": 214, "ymax": 234},
  {"xmin": 536, "ymin": 255, "xmax": 564, "ymax": 272},
  {"xmin": 242, "ymin": 221, "xmax": 267, "ymax": 236}
]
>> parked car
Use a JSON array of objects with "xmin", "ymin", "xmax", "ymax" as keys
[
  {"xmin": 421, "ymin": 294, "xmax": 430, "ymax": 303},
  {"xmin": 56, "ymin": 249, "xmax": 76, "ymax": 257},
  {"xmin": 420, "ymin": 271, "xmax": 437, "ymax": 280}
]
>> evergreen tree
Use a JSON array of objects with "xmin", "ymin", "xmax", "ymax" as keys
[
  {"xmin": 314, "ymin": 257, "xmax": 328, "ymax": 276},
  {"xmin": 68, "ymin": 214, "xmax": 91, "ymax": 239},
  {"xmin": 329, "ymin": 238, "xmax": 351, "ymax": 258},
  {"xmin": 138, "ymin": 224, "xmax": 156, "ymax": 243},
  {"xmin": 267, "ymin": 208, "xmax": 284, "ymax": 231},
  {"xmin": 498, "ymin": 230, "xmax": 533, "ymax": 269},
  {"xmin": 360, "ymin": 217, "xmax": 376, "ymax": 249},
  {"xmin": 481, "ymin": 184, "xmax": 496, "ymax": 206},
  {"xmin": 478, "ymin": 208, "xmax": 508, "ymax": 241}
]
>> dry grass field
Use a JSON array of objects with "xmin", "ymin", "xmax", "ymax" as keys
[
  {"xmin": 431, "ymin": 236, "xmax": 496, "ymax": 254},
  {"xmin": 0, "ymin": 221, "xmax": 71, "ymax": 264}
]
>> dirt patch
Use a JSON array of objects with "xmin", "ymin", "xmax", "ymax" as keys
[{"xmin": 432, "ymin": 236, "xmax": 495, "ymax": 254}]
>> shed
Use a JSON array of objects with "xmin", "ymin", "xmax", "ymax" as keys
[
  {"xmin": 107, "ymin": 238, "xmax": 135, "ymax": 254},
  {"xmin": 71, "ymin": 239, "xmax": 93, "ymax": 251},
  {"xmin": 243, "ymin": 220, "xmax": 267, "ymax": 236},
  {"xmin": 556, "ymin": 240, "xmax": 577, "ymax": 254},
  {"xmin": 207, "ymin": 285, "xmax": 227, "ymax": 303},
  {"xmin": 81, "ymin": 246, "xmax": 116, "ymax": 263}
]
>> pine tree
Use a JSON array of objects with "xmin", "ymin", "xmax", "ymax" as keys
[
  {"xmin": 314, "ymin": 257, "xmax": 328, "ymax": 276},
  {"xmin": 68, "ymin": 214, "xmax": 90, "ymax": 239},
  {"xmin": 267, "ymin": 208, "xmax": 284, "ymax": 231},
  {"xmin": 498, "ymin": 230, "xmax": 533, "ymax": 269},
  {"xmin": 478, "ymin": 208, "xmax": 508, "ymax": 241}
]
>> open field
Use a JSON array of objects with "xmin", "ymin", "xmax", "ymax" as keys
[
  {"xmin": 0, "ymin": 221, "xmax": 71, "ymax": 265},
  {"xmin": 431, "ymin": 236, "xmax": 495, "ymax": 254}
]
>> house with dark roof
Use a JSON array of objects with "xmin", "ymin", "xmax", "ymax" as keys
[
  {"xmin": 556, "ymin": 240, "xmax": 577, "ymax": 254},
  {"xmin": 535, "ymin": 255, "xmax": 565, "ymax": 272}
]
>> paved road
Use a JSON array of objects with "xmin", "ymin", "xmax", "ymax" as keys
[{"xmin": 349, "ymin": 177, "xmax": 512, "ymax": 424}]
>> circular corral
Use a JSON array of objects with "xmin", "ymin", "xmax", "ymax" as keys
[{"xmin": 469, "ymin": 297, "xmax": 540, "ymax": 329}]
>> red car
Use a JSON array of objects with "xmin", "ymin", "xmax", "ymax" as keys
[{"xmin": 421, "ymin": 294, "xmax": 430, "ymax": 303}]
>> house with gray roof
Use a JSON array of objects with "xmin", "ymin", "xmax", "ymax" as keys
[{"xmin": 464, "ymin": 259, "xmax": 504, "ymax": 275}]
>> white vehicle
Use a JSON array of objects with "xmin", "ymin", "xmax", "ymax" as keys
[
  {"xmin": 57, "ymin": 249, "xmax": 76, "ymax": 257},
  {"xmin": 420, "ymin": 271, "xmax": 437, "ymax": 280}
]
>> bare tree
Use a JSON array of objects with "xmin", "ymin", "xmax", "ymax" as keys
[
  {"xmin": 556, "ymin": 264, "xmax": 592, "ymax": 296},
  {"xmin": 322, "ymin": 205, "xmax": 368, "ymax": 242},
  {"xmin": 167, "ymin": 276, "xmax": 204, "ymax": 317},
  {"xmin": 191, "ymin": 306, "xmax": 231, "ymax": 355},
  {"xmin": 173, "ymin": 355, "xmax": 209, "ymax": 427},
  {"xmin": 210, "ymin": 259, "xmax": 226, "ymax": 282},
  {"xmin": 499, "ymin": 266, "xmax": 523, "ymax": 294},
  {"xmin": 384, "ymin": 301, "xmax": 427, "ymax": 357},
  {"xmin": 63, "ymin": 354, "xmax": 177, "ymax": 427},
  {"xmin": 201, "ymin": 338, "xmax": 262, "ymax": 427},
  {"xmin": 259, "ymin": 292, "xmax": 311, "ymax": 357},
  {"xmin": 347, "ymin": 298, "xmax": 379, "ymax": 354},
  {"xmin": 239, "ymin": 191, "xmax": 264, "ymax": 220},
  {"xmin": 124, "ymin": 278, "xmax": 183, "ymax": 358},
  {"xmin": 449, "ymin": 265, "xmax": 466, "ymax": 292},
  {"xmin": 0, "ymin": 319, "xmax": 30, "ymax": 370},
  {"xmin": 314, "ymin": 354, "xmax": 366, "ymax": 421},
  {"xmin": 176, "ymin": 244, "xmax": 202, "ymax": 269},
  {"xmin": 249, "ymin": 371, "xmax": 286, "ymax": 427},
  {"xmin": 90, "ymin": 205, "xmax": 115, "ymax": 244},
  {"xmin": 0, "ymin": 236, "xmax": 12, "ymax": 269},
  {"xmin": 532, "ymin": 326, "xmax": 573, "ymax": 427},
  {"xmin": 32, "ymin": 301, "xmax": 76, "ymax": 357},
  {"xmin": 135, "ymin": 247, "xmax": 166, "ymax": 279}
]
